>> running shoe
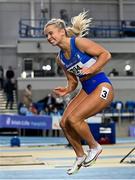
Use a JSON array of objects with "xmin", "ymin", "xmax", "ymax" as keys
[
  {"xmin": 83, "ymin": 144, "xmax": 102, "ymax": 167},
  {"xmin": 67, "ymin": 154, "xmax": 87, "ymax": 175}
]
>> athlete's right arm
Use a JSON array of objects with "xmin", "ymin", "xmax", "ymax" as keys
[{"xmin": 54, "ymin": 56, "xmax": 78, "ymax": 96}]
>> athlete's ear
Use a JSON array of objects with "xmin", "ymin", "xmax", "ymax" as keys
[{"xmin": 60, "ymin": 28, "xmax": 66, "ymax": 36}]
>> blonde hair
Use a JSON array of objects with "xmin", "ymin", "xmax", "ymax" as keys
[
  {"xmin": 44, "ymin": 11, "xmax": 92, "ymax": 37},
  {"xmin": 44, "ymin": 18, "xmax": 66, "ymax": 30},
  {"xmin": 67, "ymin": 11, "xmax": 92, "ymax": 37}
]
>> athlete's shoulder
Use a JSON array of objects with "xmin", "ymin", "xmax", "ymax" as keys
[
  {"xmin": 75, "ymin": 37, "xmax": 93, "ymax": 51},
  {"xmin": 76, "ymin": 37, "xmax": 93, "ymax": 45},
  {"xmin": 56, "ymin": 54, "xmax": 61, "ymax": 62},
  {"xmin": 56, "ymin": 54, "xmax": 65, "ymax": 68}
]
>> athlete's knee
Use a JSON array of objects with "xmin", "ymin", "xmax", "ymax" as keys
[
  {"xmin": 67, "ymin": 113, "xmax": 79, "ymax": 125},
  {"xmin": 59, "ymin": 118, "xmax": 68, "ymax": 129},
  {"xmin": 59, "ymin": 120, "xmax": 64, "ymax": 129}
]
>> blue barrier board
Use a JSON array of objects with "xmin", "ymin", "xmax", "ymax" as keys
[{"xmin": 0, "ymin": 114, "xmax": 52, "ymax": 130}]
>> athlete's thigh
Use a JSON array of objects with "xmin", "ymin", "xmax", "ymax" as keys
[
  {"xmin": 69, "ymin": 83, "xmax": 114, "ymax": 121},
  {"xmin": 62, "ymin": 89, "xmax": 87, "ymax": 121}
]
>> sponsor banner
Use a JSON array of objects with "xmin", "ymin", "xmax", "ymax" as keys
[{"xmin": 0, "ymin": 114, "xmax": 52, "ymax": 130}]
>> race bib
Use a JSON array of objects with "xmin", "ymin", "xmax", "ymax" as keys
[
  {"xmin": 67, "ymin": 58, "xmax": 96, "ymax": 76},
  {"xmin": 68, "ymin": 62, "xmax": 83, "ymax": 76},
  {"xmin": 100, "ymin": 87, "xmax": 109, "ymax": 100}
]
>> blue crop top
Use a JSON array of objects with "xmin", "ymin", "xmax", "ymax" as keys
[{"xmin": 59, "ymin": 37, "xmax": 96, "ymax": 78}]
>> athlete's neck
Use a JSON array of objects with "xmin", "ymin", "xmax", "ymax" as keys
[{"xmin": 58, "ymin": 38, "xmax": 70, "ymax": 52}]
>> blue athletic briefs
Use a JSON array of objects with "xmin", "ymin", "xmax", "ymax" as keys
[{"xmin": 81, "ymin": 72, "xmax": 111, "ymax": 94}]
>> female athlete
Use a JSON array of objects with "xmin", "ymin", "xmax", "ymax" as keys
[{"xmin": 44, "ymin": 11, "xmax": 114, "ymax": 175}]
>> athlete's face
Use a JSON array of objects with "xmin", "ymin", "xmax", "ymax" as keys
[{"xmin": 44, "ymin": 24, "xmax": 65, "ymax": 46}]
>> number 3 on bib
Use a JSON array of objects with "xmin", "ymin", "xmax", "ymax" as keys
[{"xmin": 100, "ymin": 87, "xmax": 109, "ymax": 100}]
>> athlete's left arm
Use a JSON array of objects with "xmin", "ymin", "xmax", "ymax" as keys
[{"xmin": 76, "ymin": 37, "xmax": 111, "ymax": 75}]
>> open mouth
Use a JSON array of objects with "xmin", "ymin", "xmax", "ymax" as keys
[{"xmin": 50, "ymin": 40, "xmax": 57, "ymax": 45}]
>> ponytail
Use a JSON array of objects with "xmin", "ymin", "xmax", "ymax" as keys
[
  {"xmin": 44, "ymin": 11, "xmax": 92, "ymax": 38},
  {"xmin": 66, "ymin": 11, "xmax": 92, "ymax": 37}
]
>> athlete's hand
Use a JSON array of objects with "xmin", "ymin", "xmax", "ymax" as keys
[
  {"xmin": 81, "ymin": 67, "xmax": 93, "ymax": 75},
  {"xmin": 53, "ymin": 87, "xmax": 69, "ymax": 97}
]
